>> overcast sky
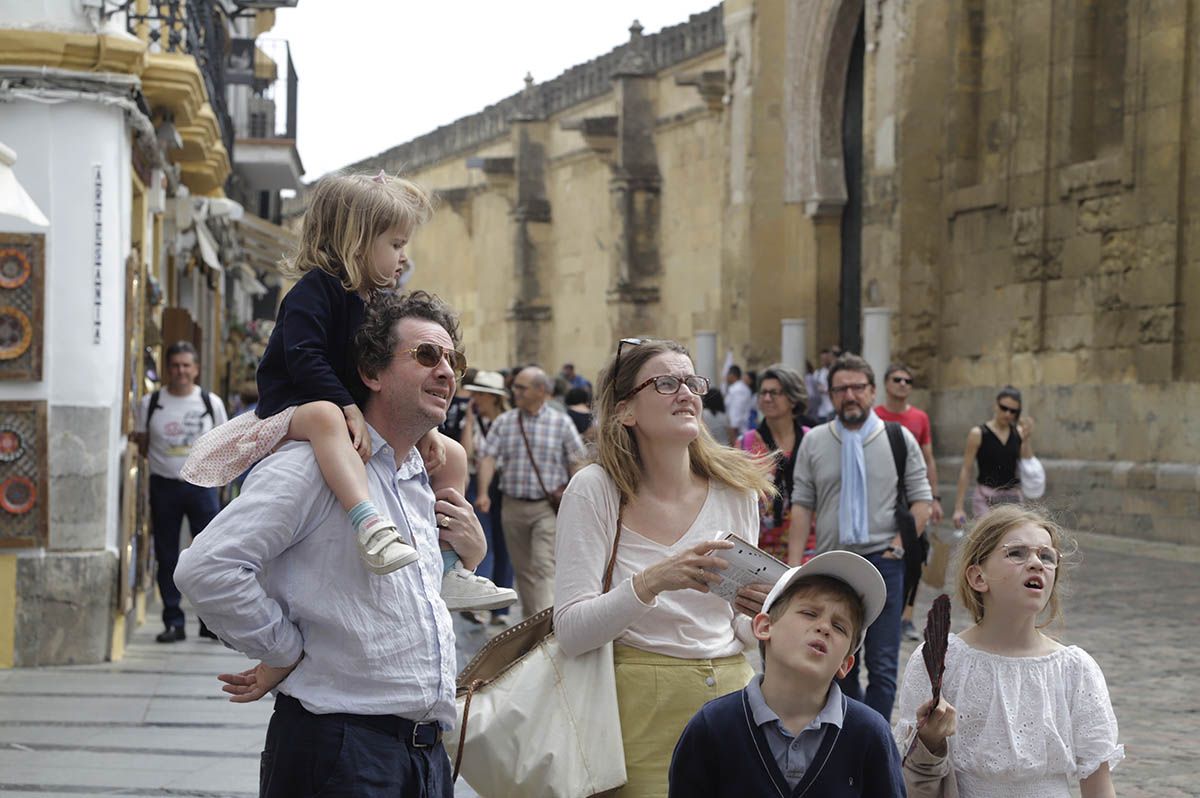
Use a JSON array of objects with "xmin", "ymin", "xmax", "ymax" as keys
[{"xmin": 269, "ymin": 1, "xmax": 720, "ymax": 179}]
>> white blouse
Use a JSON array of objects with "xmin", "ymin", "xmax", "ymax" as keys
[
  {"xmin": 553, "ymin": 463, "xmax": 760, "ymax": 660},
  {"xmin": 895, "ymin": 634, "xmax": 1124, "ymax": 798}
]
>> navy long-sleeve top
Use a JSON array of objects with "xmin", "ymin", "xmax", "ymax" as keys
[{"xmin": 255, "ymin": 268, "xmax": 368, "ymax": 418}]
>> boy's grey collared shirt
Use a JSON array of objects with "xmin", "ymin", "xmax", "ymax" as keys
[
  {"xmin": 175, "ymin": 425, "xmax": 457, "ymax": 728},
  {"xmin": 745, "ymin": 674, "xmax": 845, "ymax": 790}
]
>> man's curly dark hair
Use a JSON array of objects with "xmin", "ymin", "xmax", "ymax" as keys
[{"xmin": 355, "ymin": 290, "xmax": 462, "ymax": 381}]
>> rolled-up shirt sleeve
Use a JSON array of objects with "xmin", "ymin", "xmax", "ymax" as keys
[{"xmin": 175, "ymin": 453, "xmax": 329, "ymax": 667}]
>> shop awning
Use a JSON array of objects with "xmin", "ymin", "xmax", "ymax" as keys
[
  {"xmin": 0, "ymin": 142, "xmax": 49, "ymax": 227},
  {"xmin": 194, "ymin": 220, "xmax": 223, "ymax": 274},
  {"xmin": 237, "ymin": 212, "xmax": 298, "ymax": 275}
]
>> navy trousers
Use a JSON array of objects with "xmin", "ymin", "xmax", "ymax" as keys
[
  {"xmin": 260, "ymin": 694, "xmax": 453, "ymax": 798},
  {"xmin": 837, "ymin": 551, "xmax": 905, "ymax": 720},
  {"xmin": 150, "ymin": 475, "xmax": 220, "ymax": 629}
]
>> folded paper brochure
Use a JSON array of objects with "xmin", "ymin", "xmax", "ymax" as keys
[{"xmin": 705, "ymin": 532, "xmax": 789, "ymax": 603}]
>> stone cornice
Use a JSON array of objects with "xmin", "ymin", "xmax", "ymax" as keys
[
  {"xmin": 0, "ymin": 28, "xmax": 147, "ymax": 74},
  {"xmin": 141, "ymin": 52, "xmax": 207, "ymax": 125},
  {"xmin": 342, "ymin": 4, "xmax": 724, "ymax": 178}
]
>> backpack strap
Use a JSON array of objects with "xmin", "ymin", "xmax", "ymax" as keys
[
  {"xmin": 144, "ymin": 389, "xmax": 162, "ymax": 446},
  {"xmin": 884, "ymin": 422, "xmax": 908, "ymax": 506},
  {"xmin": 195, "ymin": 385, "xmax": 216, "ymax": 421}
]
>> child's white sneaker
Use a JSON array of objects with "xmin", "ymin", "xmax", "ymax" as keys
[
  {"xmin": 441, "ymin": 566, "xmax": 518, "ymax": 611},
  {"xmin": 357, "ymin": 519, "xmax": 419, "ymax": 575}
]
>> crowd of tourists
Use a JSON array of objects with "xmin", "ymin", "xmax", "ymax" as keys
[{"xmin": 135, "ymin": 172, "xmax": 1121, "ymax": 798}]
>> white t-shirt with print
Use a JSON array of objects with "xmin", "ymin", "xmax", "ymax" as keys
[{"xmin": 136, "ymin": 387, "xmax": 228, "ymax": 479}]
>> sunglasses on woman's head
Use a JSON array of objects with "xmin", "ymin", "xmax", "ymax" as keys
[
  {"xmin": 404, "ymin": 342, "xmax": 467, "ymax": 379},
  {"xmin": 891, "ymin": 376, "xmax": 913, "ymax": 385},
  {"xmin": 611, "ymin": 337, "xmax": 648, "ymax": 391},
  {"xmin": 998, "ymin": 402, "xmax": 1021, "ymax": 417}
]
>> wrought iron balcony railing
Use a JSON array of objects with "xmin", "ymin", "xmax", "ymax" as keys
[{"xmin": 114, "ymin": 0, "xmax": 235, "ymax": 155}]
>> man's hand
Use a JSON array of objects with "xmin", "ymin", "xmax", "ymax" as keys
[
  {"xmin": 930, "ymin": 500, "xmax": 944, "ymax": 525},
  {"xmin": 218, "ymin": 656, "xmax": 301, "ymax": 704},
  {"xmin": 435, "ymin": 487, "xmax": 486, "ymax": 569},
  {"xmin": 342, "ymin": 404, "xmax": 370, "ymax": 462}
]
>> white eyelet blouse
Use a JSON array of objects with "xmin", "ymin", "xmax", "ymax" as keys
[{"xmin": 894, "ymin": 634, "xmax": 1124, "ymax": 798}]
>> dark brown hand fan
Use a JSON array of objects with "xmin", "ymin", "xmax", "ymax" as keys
[{"xmin": 904, "ymin": 593, "xmax": 951, "ymax": 762}]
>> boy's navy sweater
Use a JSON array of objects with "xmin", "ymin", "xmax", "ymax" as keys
[
  {"xmin": 668, "ymin": 687, "xmax": 906, "ymax": 798},
  {"xmin": 256, "ymin": 269, "xmax": 368, "ymax": 418}
]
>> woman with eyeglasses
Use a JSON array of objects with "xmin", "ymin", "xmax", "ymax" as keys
[
  {"xmin": 951, "ymin": 386, "xmax": 1036, "ymax": 529},
  {"xmin": 736, "ymin": 364, "xmax": 816, "ymax": 563},
  {"xmin": 554, "ymin": 338, "xmax": 774, "ymax": 797}
]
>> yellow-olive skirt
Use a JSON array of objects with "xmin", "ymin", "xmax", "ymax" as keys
[{"xmin": 611, "ymin": 644, "xmax": 754, "ymax": 798}]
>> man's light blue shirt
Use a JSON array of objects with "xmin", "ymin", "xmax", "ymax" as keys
[
  {"xmin": 176, "ymin": 425, "xmax": 457, "ymax": 727},
  {"xmin": 745, "ymin": 674, "xmax": 845, "ymax": 789}
]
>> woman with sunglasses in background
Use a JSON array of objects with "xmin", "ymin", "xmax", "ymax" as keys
[
  {"xmin": 951, "ymin": 386, "xmax": 1036, "ymax": 529},
  {"xmin": 554, "ymin": 338, "xmax": 774, "ymax": 797}
]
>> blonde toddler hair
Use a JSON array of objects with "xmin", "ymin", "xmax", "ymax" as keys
[
  {"xmin": 955, "ymin": 503, "xmax": 1073, "ymax": 628},
  {"xmin": 284, "ymin": 172, "xmax": 434, "ymax": 292}
]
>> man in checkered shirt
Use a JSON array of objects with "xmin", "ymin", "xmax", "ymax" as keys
[{"xmin": 475, "ymin": 366, "xmax": 585, "ymax": 616}]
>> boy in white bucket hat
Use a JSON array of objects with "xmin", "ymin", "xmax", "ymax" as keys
[{"xmin": 669, "ymin": 551, "xmax": 905, "ymax": 796}]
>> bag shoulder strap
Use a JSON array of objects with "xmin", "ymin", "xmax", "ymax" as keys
[
  {"xmin": 884, "ymin": 421, "xmax": 908, "ymax": 505},
  {"xmin": 517, "ymin": 412, "xmax": 553, "ymax": 501}
]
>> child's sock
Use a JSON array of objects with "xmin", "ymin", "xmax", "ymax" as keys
[
  {"xmin": 348, "ymin": 500, "xmax": 386, "ymax": 534},
  {"xmin": 441, "ymin": 550, "xmax": 460, "ymax": 575}
]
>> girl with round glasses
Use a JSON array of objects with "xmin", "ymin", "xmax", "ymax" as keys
[
  {"xmin": 896, "ymin": 504, "xmax": 1122, "ymax": 797},
  {"xmin": 553, "ymin": 339, "xmax": 774, "ymax": 796},
  {"xmin": 952, "ymin": 386, "xmax": 1036, "ymax": 529}
]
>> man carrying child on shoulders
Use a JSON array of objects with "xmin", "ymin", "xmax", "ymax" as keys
[{"xmin": 669, "ymin": 551, "xmax": 906, "ymax": 796}]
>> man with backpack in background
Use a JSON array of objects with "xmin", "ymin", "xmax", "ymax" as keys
[{"xmin": 130, "ymin": 340, "xmax": 228, "ymax": 643}]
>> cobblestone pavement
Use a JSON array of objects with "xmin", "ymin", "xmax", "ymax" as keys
[{"xmin": 0, "ymin": 530, "xmax": 1194, "ymax": 796}]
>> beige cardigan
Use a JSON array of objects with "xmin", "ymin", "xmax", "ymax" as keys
[{"xmin": 903, "ymin": 736, "xmax": 960, "ymax": 798}]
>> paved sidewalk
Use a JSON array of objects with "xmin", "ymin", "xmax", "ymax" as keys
[
  {"xmin": 0, "ymin": 611, "xmax": 488, "ymax": 797},
  {"xmin": 0, "ymin": 531, "xmax": 1195, "ymax": 796}
]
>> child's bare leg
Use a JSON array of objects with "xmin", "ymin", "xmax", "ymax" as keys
[
  {"xmin": 288, "ymin": 401, "xmax": 368, "ymax": 511},
  {"xmin": 288, "ymin": 401, "xmax": 417, "ymax": 574}
]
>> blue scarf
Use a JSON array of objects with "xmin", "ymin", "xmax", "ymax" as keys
[{"xmin": 836, "ymin": 410, "xmax": 882, "ymax": 546}]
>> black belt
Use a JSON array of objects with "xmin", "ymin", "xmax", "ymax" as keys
[{"xmin": 275, "ymin": 693, "xmax": 443, "ymax": 748}]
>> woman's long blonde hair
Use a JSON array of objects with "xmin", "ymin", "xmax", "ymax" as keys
[
  {"xmin": 955, "ymin": 504, "xmax": 1074, "ymax": 627},
  {"xmin": 284, "ymin": 172, "xmax": 434, "ymax": 292},
  {"xmin": 593, "ymin": 339, "xmax": 775, "ymax": 506}
]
